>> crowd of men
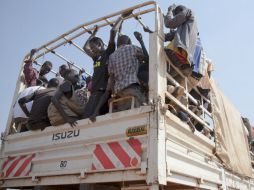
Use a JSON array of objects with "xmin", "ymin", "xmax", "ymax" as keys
[
  {"xmin": 12, "ymin": 5, "xmax": 215, "ymax": 134},
  {"xmin": 12, "ymin": 11, "xmax": 149, "ymax": 132}
]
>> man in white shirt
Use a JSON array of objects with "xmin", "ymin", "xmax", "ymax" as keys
[{"xmin": 13, "ymin": 86, "xmax": 45, "ymax": 132}]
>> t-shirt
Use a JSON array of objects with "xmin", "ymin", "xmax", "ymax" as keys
[
  {"xmin": 23, "ymin": 58, "xmax": 38, "ymax": 87},
  {"xmin": 13, "ymin": 86, "xmax": 45, "ymax": 119},
  {"xmin": 28, "ymin": 88, "xmax": 56, "ymax": 124},
  {"xmin": 75, "ymin": 87, "xmax": 89, "ymax": 106},
  {"xmin": 108, "ymin": 45, "xmax": 142, "ymax": 93},
  {"xmin": 91, "ymin": 42, "xmax": 115, "ymax": 92}
]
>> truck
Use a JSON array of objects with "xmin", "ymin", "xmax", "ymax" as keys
[{"xmin": 1, "ymin": 1, "xmax": 253, "ymax": 189}]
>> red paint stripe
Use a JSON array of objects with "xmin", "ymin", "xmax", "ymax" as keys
[
  {"xmin": 91, "ymin": 163, "xmax": 96, "ymax": 170},
  {"xmin": 108, "ymin": 142, "xmax": 131, "ymax": 168},
  {"xmin": 94, "ymin": 144, "xmax": 115, "ymax": 169},
  {"xmin": 13, "ymin": 154, "xmax": 35, "ymax": 177},
  {"xmin": 127, "ymin": 139, "xmax": 142, "ymax": 156},
  {"xmin": 1, "ymin": 157, "xmax": 15, "ymax": 170},
  {"xmin": 5, "ymin": 155, "xmax": 27, "ymax": 177}
]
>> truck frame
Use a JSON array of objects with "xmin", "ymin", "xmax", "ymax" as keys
[{"xmin": 1, "ymin": 1, "xmax": 253, "ymax": 190}]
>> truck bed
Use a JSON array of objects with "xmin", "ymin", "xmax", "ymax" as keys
[{"xmin": 1, "ymin": 106, "xmax": 151, "ymax": 187}]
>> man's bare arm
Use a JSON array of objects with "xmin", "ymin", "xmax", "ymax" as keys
[{"xmin": 18, "ymin": 93, "xmax": 35, "ymax": 117}]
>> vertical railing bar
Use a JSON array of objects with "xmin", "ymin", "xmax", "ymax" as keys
[{"xmin": 185, "ymin": 77, "xmax": 189, "ymax": 109}]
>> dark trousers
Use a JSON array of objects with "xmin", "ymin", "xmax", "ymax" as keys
[
  {"xmin": 27, "ymin": 118, "xmax": 51, "ymax": 131},
  {"xmin": 116, "ymin": 83, "xmax": 146, "ymax": 109},
  {"xmin": 82, "ymin": 90, "xmax": 108, "ymax": 119}
]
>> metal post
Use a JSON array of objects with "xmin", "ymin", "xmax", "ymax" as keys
[
  {"xmin": 185, "ymin": 77, "xmax": 189, "ymax": 109},
  {"xmin": 147, "ymin": 5, "xmax": 167, "ymax": 185}
]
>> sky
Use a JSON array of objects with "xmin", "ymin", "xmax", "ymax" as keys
[{"xmin": 0, "ymin": 0, "xmax": 254, "ymax": 133}]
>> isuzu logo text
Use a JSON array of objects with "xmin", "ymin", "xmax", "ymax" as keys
[{"xmin": 52, "ymin": 129, "xmax": 80, "ymax": 141}]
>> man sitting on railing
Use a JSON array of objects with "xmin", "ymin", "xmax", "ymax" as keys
[
  {"xmin": 12, "ymin": 85, "xmax": 45, "ymax": 133},
  {"xmin": 110, "ymin": 35, "xmax": 147, "ymax": 110},
  {"xmin": 164, "ymin": 4, "xmax": 198, "ymax": 77},
  {"xmin": 23, "ymin": 49, "xmax": 53, "ymax": 87}
]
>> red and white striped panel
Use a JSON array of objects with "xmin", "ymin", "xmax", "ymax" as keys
[
  {"xmin": 91, "ymin": 139, "xmax": 143, "ymax": 171},
  {"xmin": 1, "ymin": 153, "xmax": 35, "ymax": 178}
]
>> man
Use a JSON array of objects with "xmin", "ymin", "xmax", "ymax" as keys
[
  {"xmin": 59, "ymin": 64, "xmax": 68, "ymax": 77},
  {"xmin": 23, "ymin": 49, "xmax": 53, "ymax": 87},
  {"xmin": 48, "ymin": 69, "xmax": 85, "ymax": 127},
  {"xmin": 164, "ymin": 5, "xmax": 198, "ymax": 75},
  {"xmin": 56, "ymin": 64, "xmax": 68, "ymax": 84},
  {"xmin": 82, "ymin": 12, "xmax": 131, "ymax": 119},
  {"xmin": 196, "ymin": 59, "xmax": 214, "ymax": 97},
  {"xmin": 89, "ymin": 34, "xmax": 146, "ymax": 122},
  {"xmin": 58, "ymin": 65, "xmax": 89, "ymax": 105},
  {"xmin": 13, "ymin": 85, "xmax": 45, "ymax": 132},
  {"xmin": 110, "ymin": 35, "xmax": 146, "ymax": 107},
  {"xmin": 18, "ymin": 78, "xmax": 60, "ymax": 131},
  {"xmin": 134, "ymin": 31, "xmax": 149, "ymax": 94}
]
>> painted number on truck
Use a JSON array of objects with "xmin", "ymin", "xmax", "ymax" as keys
[{"xmin": 60, "ymin": 161, "xmax": 67, "ymax": 168}]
